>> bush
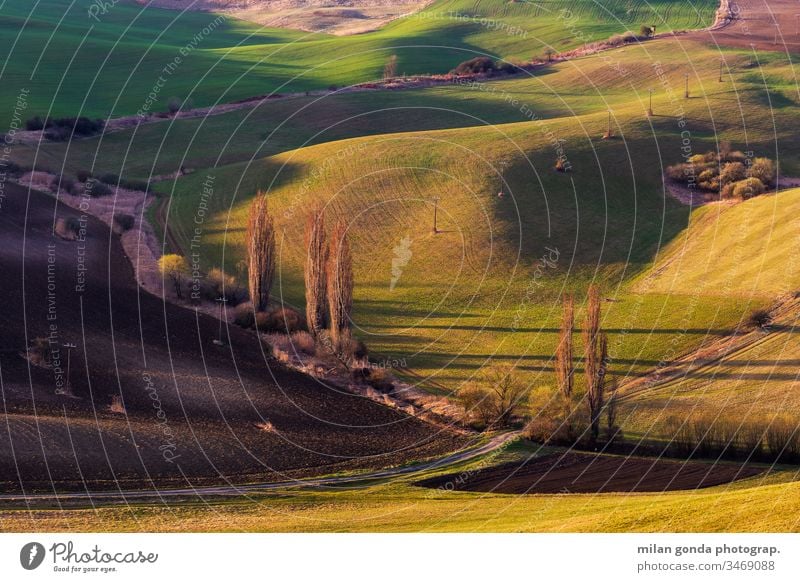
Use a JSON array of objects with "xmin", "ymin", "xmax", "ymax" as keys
[
  {"xmin": 719, "ymin": 162, "xmax": 746, "ymax": 186},
  {"xmin": 50, "ymin": 174, "xmax": 75, "ymax": 193},
  {"xmin": 451, "ymin": 57, "xmax": 496, "ymax": 75},
  {"xmin": 113, "ymin": 213, "xmax": 135, "ymax": 233},
  {"xmin": 732, "ymin": 177, "xmax": 766, "ymax": 199},
  {"xmin": 76, "ymin": 169, "xmax": 93, "ymax": 182},
  {"xmin": 83, "ymin": 178, "xmax": 112, "ymax": 197},
  {"xmin": 26, "ymin": 337, "xmax": 52, "ymax": 368},
  {"xmin": 43, "ymin": 117, "xmax": 104, "ymax": 141},
  {"xmin": 55, "ymin": 216, "xmax": 81, "ymax": 240},
  {"xmin": 748, "ymin": 157, "xmax": 776, "ymax": 187},
  {"xmin": 289, "ymin": 331, "xmax": 316, "ymax": 355},
  {"xmin": 255, "ymin": 306, "xmax": 306, "ymax": 334},
  {"xmin": 747, "ymin": 308, "xmax": 772, "ymax": 329},
  {"xmin": 233, "ymin": 303, "xmax": 256, "ymax": 329},
  {"xmin": 98, "ymin": 173, "xmax": 119, "ymax": 185},
  {"xmin": 366, "ymin": 368, "xmax": 394, "ymax": 393},
  {"xmin": 25, "ymin": 116, "xmax": 47, "ymax": 131},
  {"xmin": 2, "ymin": 161, "xmax": 27, "ymax": 178},
  {"xmin": 194, "ymin": 267, "xmax": 246, "ymax": 305}
]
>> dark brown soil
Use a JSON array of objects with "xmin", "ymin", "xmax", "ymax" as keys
[
  {"xmin": 415, "ymin": 452, "xmax": 765, "ymax": 494},
  {"xmin": 0, "ymin": 184, "xmax": 467, "ymax": 492}
]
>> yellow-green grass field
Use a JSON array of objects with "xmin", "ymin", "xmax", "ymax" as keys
[
  {"xmin": 145, "ymin": 39, "xmax": 800, "ymax": 402},
  {"xmin": 1, "ymin": 445, "xmax": 798, "ymax": 532}
]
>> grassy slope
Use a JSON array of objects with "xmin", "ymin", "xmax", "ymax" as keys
[
  {"xmin": 0, "ymin": 0, "xmax": 716, "ymax": 120},
  {"xmin": 620, "ymin": 190, "xmax": 800, "ymax": 434},
  {"xmin": 1, "ymin": 464, "xmax": 797, "ymax": 532},
  {"xmin": 151, "ymin": 39, "xmax": 800, "ymax": 396}
]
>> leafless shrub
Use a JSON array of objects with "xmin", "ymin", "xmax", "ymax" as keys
[
  {"xmin": 247, "ymin": 192, "xmax": 276, "ymax": 312},
  {"xmin": 110, "ymin": 395, "xmax": 126, "ymax": 414},
  {"xmin": 55, "ymin": 216, "xmax": 81, "ymax": 240},
  {"xmin": 112, "ymin": 213, "xmax": 135, "ymax": 234},
  {"xmin": 255, "ymin": 306, "xmax": 305, "ymax": 334},
  {"xmin": 460, "ymin": 365, "xmax": 527, "ymax": 430},
  {"xmin": 290, "ymin": 331, "xmax": 316, "ymax": 355},
  {"xmin": 25, "ymin": 337, "xmax": 52, "ymax": 368}
]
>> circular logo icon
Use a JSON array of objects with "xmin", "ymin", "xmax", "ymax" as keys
[{"xmin": 20, "ymin": 542, "xmax": 45, "ymax": 570}]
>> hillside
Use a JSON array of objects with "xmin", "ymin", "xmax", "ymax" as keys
[
  {"xmin": 0, "ymin": 0, "xmax": 717, "ymax": 119},
  {"xmin": 0, "ymin": 182, "xmax": 466, "ymax": 492},
  {"xmin": 149, "ymin": 35, "xmax": 798, "ymax": 396}
]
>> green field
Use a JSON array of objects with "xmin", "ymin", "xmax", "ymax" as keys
[
  {"xmin": 2, "ymin": 442, "xmax": 797, "ymax": 532},
  {"xmin": 6, "ymin": 0, "xmax": 800, "ymax": 534},
  {"xmin": 139, "ymin": 38, "xmax": 800, "ymax": 402},
  {"xmin": 0, "ymin": 0, "xmax": 717, "ymax": 120}
]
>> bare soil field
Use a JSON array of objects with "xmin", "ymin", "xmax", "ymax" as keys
[
  {"xmin": 0, "ymin": 183, "xmax": 467, "ymax": 493},
  {"xmin": 688, "ymin": 0, "xmax": 800, "ymax": 51},
  {"xmin": 415, "ymin": 452, "xmax": 764, "ymax": 494},
  {"xmin": 139, "ymin": 0, "xmax": 431, "ymax": 35}
]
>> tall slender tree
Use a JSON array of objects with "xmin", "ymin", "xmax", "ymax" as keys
[
  {"xmin": 246, "ymin": 192, "xmax": 275, "ymax": 312},
  {"xmin": 304, "ymin": 206, "xmax": 328, "ymax": 336},
  {"xmin": 583, "ymin": 284, "xmax": 604, "ymax": 442},
  {"xmin": 555, "ymin": 293, "xmax": 575, "ymax": 400},
  {"xmin": 587, "ymin": 331, "xmax": 609, "ymax": 442},
  {"xmin": 326, "ymin": 220, "xmax": 353, "ymax": 354}
]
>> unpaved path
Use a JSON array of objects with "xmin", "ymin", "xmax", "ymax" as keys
[{"xmin": 0, "ymin": 431, "xmax": 517, "ymax": 504}]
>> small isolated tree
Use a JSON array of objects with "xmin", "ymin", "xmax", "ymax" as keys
[
  {"xmin": 461, "ymin": 365, "xmax": 527, "ymax": 429},
  {"xmin": 167, "ymin": 97, "xmax": 182, "ymax": 115},
  {"xmin": 158, "ymin": 254, "xmax": 189, "ymax": 299},
  {"xmin": 485, "ymin": 365, "xmax": 528, "ymax": 427},
  {"xmin": 640, "ymin": 24, "xmax": 654, "ymax": 37},
  {"xmin": 544, "ymin": 48, "xmax": 556, "ymax": 62},
  {"xmin": 247, "ymin": 192, "xmax": 276, "ymax": 312},
  {"xmin": 326, "ymin": 220, "xmax": 353, "ymax": 354},
  {"xmin": 383, "ymin": 54, "xmax": 398, "ymax": 80},
  {"xmin": 304, "ymin": 206, "xmax": 328, "ymax": 336}
]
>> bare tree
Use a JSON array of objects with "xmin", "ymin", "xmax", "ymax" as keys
[
  {"xmin": 246, "ymin": 192, "xmax": 275, "ymax": 311},
  {"xmin": 485, "ymin": 365, "xmax": 527, "ymax": 427},
  {"xmin": 587, "ymin": 332, "xmax": 609, "ymax": 442},
  {"xmin": 304, "ymin": 206, "xmax": 328, "ymax": 336},
  {"xmin": 605, "ymin": 379, "xmax": 620, "ymax": 443},
  {"xmin": 326, "ymin": 220, "xmax": 353, "ymax": 354},
  {"xmin": 383, "ymin": 54, "xmax": 398, "ymax": 80},
  {"xmin": 556, "ymin": 293, "xmax": 575, "ymax": 400},
  {"xmin": 583, "ymin": 284, "xmax": 605, "ymax": 442}
]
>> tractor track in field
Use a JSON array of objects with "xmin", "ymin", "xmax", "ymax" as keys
[{"xmin": 0, "ymin": 431, "xmax": 518, "ymax": 504}]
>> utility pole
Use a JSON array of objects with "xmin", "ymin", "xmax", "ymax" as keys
[
  {"xmin": 684, "ymin": 73, "xmax": 690, "ymax": 99},
  {"xmin": 647, "ymin": 89, "xmax": 653, "ymax": 116},
  {"xmin": 719, "ymin": 59, "xmax": 724, "ymax": 82},
  {"xmin": 606, "ymin": 109, "xmax": 613, "ymax": 138},
  {"xmin": 432, "ymin": 197, "xmax": 440, "ymax": 234},
  {"xmin": 214, "ymin": 297, "xmax": 228, "ymax": 346},
  {"xmin": 774, "ymin": 24, "xmax": 780, "ymax": 45},
  {"xmin": 62, "ymin": 342, "xmax": 77, "ymax": 395}
]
